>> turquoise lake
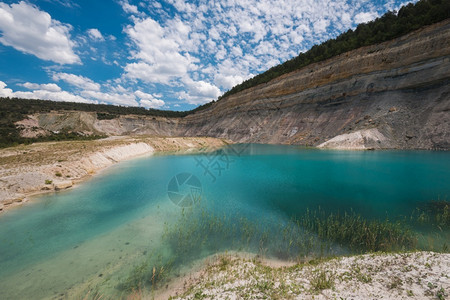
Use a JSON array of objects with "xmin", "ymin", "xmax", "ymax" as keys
[{"xmin": 0, "ymin": 144, "xmax": 449, "ymax": 299}]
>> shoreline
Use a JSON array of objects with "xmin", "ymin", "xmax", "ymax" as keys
[
  {"xmin": 163, "ymin": 251, "xmax": 450, "ymax": 300},
  {"xmin": 0, "ymin": 136, "xmax": 230, "ymax": 213},
  {"xmin": 5, "ymin": 150, "xmax": 155, "ymax": 212},
  {"xmin": 154, "ymin": 251, "xmax": 299, "ymax": 300}
]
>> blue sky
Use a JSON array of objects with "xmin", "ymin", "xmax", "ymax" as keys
[{"xmin": 0, "ymin": 0, "xmax": 416, "ymax": 111}]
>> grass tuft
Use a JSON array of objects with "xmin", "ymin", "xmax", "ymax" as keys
[{"xmin": 310, "ymin": 269, "xmax": 334, "ymax": 292}]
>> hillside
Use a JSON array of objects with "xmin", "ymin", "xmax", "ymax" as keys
[{"xmin": 1, "ymin": 4, "xmax": 449, "ymax": 150}]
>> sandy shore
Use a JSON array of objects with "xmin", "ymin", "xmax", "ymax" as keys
[
  {"xmin": 166, "ymin": 251, "xmax": 449, "ymax": 300},
  {"xmin": 0, "ymin": 136, "xmax": 230, "ymax": 212}
]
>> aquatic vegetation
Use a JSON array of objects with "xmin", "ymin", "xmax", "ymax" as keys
[
  {"xmin": 119, "ymin": 253, "xmax": 174, "ymax": 293},
  {"xmin": 412, "ymin": 200, "xmax": 450, "ymax": 228},
  {"xmin": 300, "ymin": 208, "xmax": 418, "ymax": 252},
  {"xmin": 161, "ymin": 205, "xmax": 318, "ymax": 262},
  {"xmin": 160, "ymin": 204, "xmax": 419, "ymax": 271},
  {"xmin": 60, "ymin": 202, "xmax": 450, "ymax": 298},
  {"xmin": 197, "ymin": 207, "xmax": 409, "ymax": 253},
  {"xmin": 80, "ymin": 290, "xmax": 104, "ymax": 300},
  {"xmin": 50, "ymin": 201, "xmax": 450, "ymax": 297}
]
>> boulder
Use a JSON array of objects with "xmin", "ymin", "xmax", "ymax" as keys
[{"xmin": 53, "ymin": 180, "xmax": 73, "ymax": 191}]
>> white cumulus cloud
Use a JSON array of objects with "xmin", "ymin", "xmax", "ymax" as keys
[
  {"xmin": 0, "ymin": 1, "xmax": 80, "ymax": 64},
  {"xmin": 135, "ymin": 90, "xmax": 165, "ymax": 109},
  {"xmin": 0, "ymin": 81, "xmax": 13, "ymax": 97},
  {"xmin": 21, "ymin": 82, "xmax": 62, "ymax": 92},
  {"xmin": 178, "ymin": 77, "xmax": 221, "ymax": 105},
  {"xmin": 119, "ymin": 0, "xmax": 140, "ymax": 15},
  {"xmin": 53, "ymin": 72, "xmax": 101, "ymax": 91},
  {"xmin": 81, "ymin": 90, "xmax": 138, "ymax": 106},
  {"xmin": 87, "ymin": 28, "xmax": 104, "ymax": 41},
  {"xmin": 1, "ymin": 79, "xmax": 168, "ymax": 109},
  {"xmin": 0, "ymin": 80, "xmax": 92, "ymax": 103},
  {"xmin": 124, "ymin": 17, "xmax": 193, "ymax": 84}
]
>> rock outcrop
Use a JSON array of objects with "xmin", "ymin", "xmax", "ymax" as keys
[
  {"xmin": 15, "ymin": 20, "xmax": 450, "ymax": 150},
  {"xmin": 317, "ymin": 128, "xmax": 392, "ymax": 150}
]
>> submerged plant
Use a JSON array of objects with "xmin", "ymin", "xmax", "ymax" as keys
[
  {"xmin": 299, "ymin": 208, "xmax": 417, "ymax": 252},
  {"xmin": 118, "ymin": 204, "xmax": 422, "ymax": 297},
  {"xmin": 118, "ymin": 253, "xmax": 174, "ymax": 293},
  {"xmin": 81, "ymin": 290, "xmax": 105, "ymax": 300},
  {"xmin": 411, "ymin": 200, "xmax": 450, "ymax": 228},
  {"xmin": 162, "ymin": 204, "xmax": 419, "ymax": 265},
  {"xmin": 425, "ymin": 200, "xmax": 450, "ymax": 228}
]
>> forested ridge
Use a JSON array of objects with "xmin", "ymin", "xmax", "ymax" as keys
[{"xmin": 220, "ymin": 0, "xmax": 450, "ymax": 100}]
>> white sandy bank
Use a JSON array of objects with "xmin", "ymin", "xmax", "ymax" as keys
[
  {"xmin": 168, "ymin": 251, "xmax": 449, "ymax": 300},
  {"xmin": 79, "ymin": 142, "xmax": 154, "ymax": 173}
]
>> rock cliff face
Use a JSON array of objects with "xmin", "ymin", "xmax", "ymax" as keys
[
  {"xmin": 179, "ymin": 19, "xmax": 450, "ymax": 150},
  {"xmin": 17, "ymin": 20, "xmax": 450, "ymax": 150}
]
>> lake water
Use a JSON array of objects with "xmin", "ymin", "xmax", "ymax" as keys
[{"xmin": 0, "ymin": 144, "xmax": 449, "ymax": 299}]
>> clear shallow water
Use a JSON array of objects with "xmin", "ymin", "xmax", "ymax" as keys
[{"xmin": 0, "ymin": 144, "xmax": 449, "ymax": 299}]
